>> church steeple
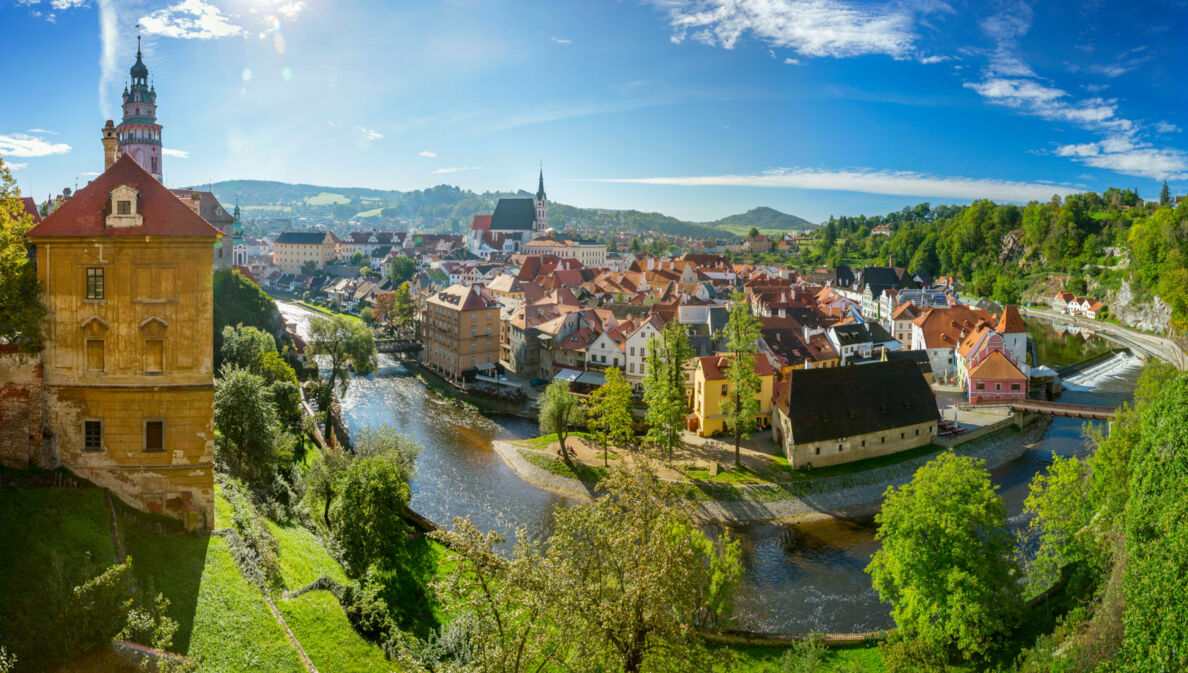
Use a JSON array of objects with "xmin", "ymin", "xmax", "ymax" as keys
[{"xmin": 534, "ymin": 164, "xmax": 548, "ymax": 231}]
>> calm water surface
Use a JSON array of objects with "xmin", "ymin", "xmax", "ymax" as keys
[{"xmin": 279, "ymin": 302, "xmax": 1142, "ymax": 633}]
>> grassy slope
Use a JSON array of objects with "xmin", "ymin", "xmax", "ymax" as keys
[
  {"xmin": 266, "ymin": 519, "xmax": 394, "ymax": 672},
  {"xmin": 119, "ymin": 496, "xmax": 306, "ymax": 673},
  {"xmin": 724, "ymin": 644, "xmax": 884, "ymax": 672}
]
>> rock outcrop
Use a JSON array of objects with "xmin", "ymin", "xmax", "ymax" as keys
[{"xmin": 1110, "ymin": 280, "xmax": 1172, "ymax": 334}]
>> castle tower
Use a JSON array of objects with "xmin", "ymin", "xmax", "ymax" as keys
[
  {"xmin": 116, "ymin": 36, "xmax": 164, "ymax": 181},
  {"xmin": 232, "ymin": 200, "xmax": 247, "ymax": 266},
  {"xmin": 534, "ymin": 166, "xmax": 547, "ymax": 231}
]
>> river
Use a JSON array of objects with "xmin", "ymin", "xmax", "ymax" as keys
[{"xmin": 278, "ymin": 301, "xmax": 1144, "ymax": 634}]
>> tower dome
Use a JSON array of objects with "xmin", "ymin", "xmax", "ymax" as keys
[{"xmin": 130, "ymin": 36, "xmax": 149, "ymax": 84}]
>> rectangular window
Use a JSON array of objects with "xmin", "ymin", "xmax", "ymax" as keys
[
  {"xmin": 86, "ymin": 268, "xmax": 104, "ymax": 299},
  {"xmin": 629, "ymin": 363, "xmax": 635, "ymax": 372},
  {"xmin": 86, "ymin": 339, "xmax": 105, "ymax": 372},
  {"xmin": 976, "ymin": 382, "xmax": 985, "ymax": 391},
  {"xmin": 1011, "ymin": 383, "xmax": 1020, "ymax": 391},
  {"xmin": 721, "ymin": 384, "xmax": 727, "ymax": 395},
  {"xmin": 145, "ymin": 339, "xmax": 164, "ymax": 373},
  {"xmin": 815, "ymin": 447, "xmax": 820, "ymax": 455},
  {"xmin": 838, "ymin": 444, "xmax": 843, "ymax": 452},
  {"xmin": 996, "ymin": 383, "xmax": 1002, "ymax": 391},
  {"xmin": 144, "ymin": 420, "xmax": 164, "ymax": 452},
  {"xmin": 117, "ymin": 200, "xmax": 132, "ymax": 215},
  {"xmin": 84, "ymin": 420, "xmax": 103, "ymax": 452},
  {"xmin": 630, "ymin": 347, "xmax": 635, "ymax": 356},
  {"xmin": 471, "ymin": 342, "xmax": 476, "ymax": 352}
]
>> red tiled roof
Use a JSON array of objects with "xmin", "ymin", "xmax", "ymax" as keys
[
  {"xmin": 968, "ymin": 350, "xmax": 1027, "ymax": 381},
  {"xmin": 470, "ymin": 215, "xmax": 492, "ymax": 231},
  {"xmin": 27, "ymin": 155, "xmax": 221, "ymax": 239},
  {"xmin": 19, "ymin": 197, "xmax": 41, "ymax": 224},
  {"xmin": 697, "ymin": 353, "xmax": 775, "ymax": 380},
  {"xmin": 995, "ymin": 305, "xmax": 1026, "ymax": 334}
]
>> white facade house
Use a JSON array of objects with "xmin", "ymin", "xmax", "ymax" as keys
[{"xmin": 624, "ymin": 315, "xmax": 665, "ymax": 385}]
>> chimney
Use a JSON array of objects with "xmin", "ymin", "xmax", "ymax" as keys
[
  {"xmin": 101, "ymin": 120, "xmax": 119, "ymax": 170},
  {"xmin": 184, "ymin": 193, "xmax": 202, "ymax": 215}
]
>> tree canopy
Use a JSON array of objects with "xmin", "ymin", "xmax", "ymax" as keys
[{"xmin": 0, "ymin": 157, "xmax": 45, "ymax": 354}]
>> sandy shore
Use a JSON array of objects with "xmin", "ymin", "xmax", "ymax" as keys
[{"xmin": 493, "ymin": 416, "xmax": 1053, "ymax": 524}]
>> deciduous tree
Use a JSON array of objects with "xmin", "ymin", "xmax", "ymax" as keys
[
  {"xmin": 538, "ymin": 380, "xmax": 583, "ymax": 468},
  {"xmin": 333, "ymin": 454, "xmax": 413, "ymax": 575},
  {"xmin": 214, "ymin": 367, "xmax": 280, "ymax": 484},
  {"xmin": 643, "ymin": 319, "xmax": 692, "ymax": 460},
  {"xmin": 309, "ymin": 315, "xmax": 376, "ymax": 442},
  {"xmin": 586, "ymin": 366, "xmax": 634, "ymax": 466},
  {"xmin": 0, "ymin": 157, "xmax": 45, "ymax": 353},
  {"xmin": 866, "ymin": 451, "xmax": 1021, "ymax": 664},
  {"xmin": 721, "ymin": 294, "xmax": 763, "ymax": 468}
]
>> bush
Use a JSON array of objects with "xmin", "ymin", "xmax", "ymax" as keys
[
  {"xmin": 222, "ymin": 479, "xmax": 283, "ymax": 590},
  {"xmin": 776, "ymin": 636, "xmax": 828, "ymax": 673},
  {"xmin": 332, "ymin": 455, "xmax": 412, "ymax": 575},
  {"xmin": 341, "ymin": 567, "xmax": 395, "ymax": 642},
  {"xmin": 879, "ymin": 635, "xmax": 947, "ymax": 673}
]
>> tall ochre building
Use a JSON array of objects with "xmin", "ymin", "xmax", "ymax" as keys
[{"xmin": 15, "ymin": 42, "xmax": 219, "ymax": 528}]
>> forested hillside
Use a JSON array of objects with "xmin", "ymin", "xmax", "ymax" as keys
[{"xmin": 789, "ymin": 188, "xmax": 1188, "ymax": 335}]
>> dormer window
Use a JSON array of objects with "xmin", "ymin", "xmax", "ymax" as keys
[{"xmin": 106, "ymin": 185, "xmax": 143, "ymax": 228}]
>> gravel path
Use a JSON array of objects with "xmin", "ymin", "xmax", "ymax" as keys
[{"xmin": 493, "ymin": 416, "xmax": 1052, "ymax": 524}]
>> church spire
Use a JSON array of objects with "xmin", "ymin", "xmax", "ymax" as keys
[
  {"xmin": 534, "ymin": 163, "xmax": 548, "ymax": 231},
  {"xmin": 536, "ymin": 163, "xmax": 546, "ymax": 201}
]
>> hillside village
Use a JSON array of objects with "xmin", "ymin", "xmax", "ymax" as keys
[{"xmin": 7, "ymin": 25, "xmax": 1188, "ymax": 673}]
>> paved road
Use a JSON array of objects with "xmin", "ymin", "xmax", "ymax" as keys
[{"xmin": 1020, "ymin": 306, "xmax": 1187, "ymax": 370}]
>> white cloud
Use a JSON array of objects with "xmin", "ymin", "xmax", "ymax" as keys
[
  {"xmin": 26, "ymin": 128, "xmax": 58, "ymax": 135},
  {"xmin": 647, "ymin": 0, "xmax": 950, "ymax": 61},
  {"xmin": 1155, "ymin": 121, "xmax": 1181, "ymax": 134},
  {"xmin": 273, "ymin": 1, "xmax": 305, "ymax": 21},
  {"xmin": 551, "ymin": 37, "xmax": 572, "ymax": 44},
  {"xmin": 0, "ymin": 133, "xmax": 72, "ymax": 157},
  {"xmin": 783, "ymin": 57, "xmax": 801, "ymax": 65},
  {"xmin": 433, "ymin": 166, "xmax": 482, "ymax": 174},
  {"xmin": 326, "ymin": 120, "xmax": 340, "ymax": 127},
  {"xmin": 162, "ymin": 148, "xmax": 189, "ymax": 158},
  {"xmin": 418, "ymin": 150, "xmax": 437, "ymax": 158},
  {"xmin": 140, "ymin": 0, "xmax": 242, "ymax": 40},
  {"xmin": 79, "ymin": 171, "xmax": 101, "ymax": 176},
  {"xmin": 356, "ymin": 126, "xmax": 383, "ymax": 141},
  {"xmin": 584, "ymin": 167, "xmax": 1079, "ymax": 203},
  {"xmin": 1055, "ymin": 137, "xmax": 1187, "ymax": 180},
  {"xmin": 8, "ymin": 162, "xmax": 29, "ymax": 171},
  {"xmin": 919, "ymin": 55, "xmax": 949, "ymax": 64}
]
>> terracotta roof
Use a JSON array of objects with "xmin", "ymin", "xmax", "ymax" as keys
[
  {"xmin": 19, "ymin": 197, "xmax": 41, "ymax": 224},
  {"xmin": 428, "ymin": 283, "xmax": 499, "ymax": 311},
  {"xmin": 27, "ymin": 155, "xmax": 220, "ymax": 239},
  {"xmin": 470, "ymin": 214, "xmax": 492, "ymax": 231},
  {"xmin": 556, "ymin": 326, "xmax": 600, "ymax": 351},
  {"xmin": 995, "ymin": 305, "xmax": 1026, "ymax": 334},
  {"xmin": 696, "ymin": 353, "xmax": 775, "ymax": 381},
  {"xmin": 968, "ymin": 350, "xmax": 1027, "ymax": 381},
  {"xmin": 891, "ymin": 301, "xmax": 920, "ymax": 321},
  {"xmin": 911, "ymin": 305, "xmax": 993, "ymax": 349}
]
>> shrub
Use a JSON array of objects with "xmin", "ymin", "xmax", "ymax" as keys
[{"xmin": 341, "ymin": 567, "xmax": 396, "ymax": 642}]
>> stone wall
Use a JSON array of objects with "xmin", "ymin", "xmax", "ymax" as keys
[{"xmin": 0, "ymin": 348, "xmax": 51, "ymax": 469}]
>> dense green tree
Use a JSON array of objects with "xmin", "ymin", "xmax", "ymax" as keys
[
  {"xmin": 1160, "ymin": 180, "xmax": 1171, "ymax": 206},
  {"xmin": 1119, "ymin": 371, "xmax": 1188, "ymax": 670},
  {"xmin": 642, "ymin": 319, "xmax": 693, "ymax": 460},
  {"xmin": 214, "ymin": 367, "xmax": 281, "ymax": 484},
  {"xmin": 721, "ymin": 294, "xmax": 763, "ymax": 468},
  {"xmin": 333, "ymin": 454, "xmax": 414, "ymax": 575},
  {"xmin": 585, "ymin": 366, "xmax": 635, "ymax": 466},
  {"xmin": 392, "ymin": 281, "xmax": 416, "ymax": 330},
  {"xmin": 1023, "ymin": 455, "xmax": 1102, "ymax": 592},
  {"xmin": 351, "ymin": 251, "xmax": 365, "ymax": 265},
  {"xmin": 0, "ymin": 157, "xmax": 46, "ymax": 353},
  {"xmin": 388, "ymin": 255, "xmax": 416, "ymax": 284},
  {"xmin": 747, "ymin": 226, "xmax": 760, "ymax": 239},
  {"xmin": 305, "ymin": 446, "xmax": 349, "ymax": 528},
  {"xmin": 301, "ymin": 260, "xmax": 318, "ymax": 275},
  {"xmin": 220, "ymin": 325, "xmax": 277, "ymax": 372},
  {"xmin": 213, "ymin": 269, "xmax": 285, "ymax": 368},
  {"xmin": 538, "ymin": 380, "xmax": 584, "ymax": 468},
  {"xmin": 867, "ymin": 452, "xmax": 1021, "ymax": 664}
]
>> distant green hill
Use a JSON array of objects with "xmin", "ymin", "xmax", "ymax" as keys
[
  {"xmin": 191, "ymin": 179, "xmax": 782, "ymax": 241},
  {"xmin": 710, "ymin": 207, "xmax": 816, "ymax": 236}
]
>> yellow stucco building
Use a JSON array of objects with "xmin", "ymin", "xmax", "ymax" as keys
[
  {"xmin": 689, "ymin": 354, "xmax": 776, "ymax": 437},
  {"xmin": 26, "ymin": 153, "xmax": 220, "ymax": 528}
]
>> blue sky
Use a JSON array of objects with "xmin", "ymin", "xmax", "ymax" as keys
[{"xmin": 2, "ymin": 0, "xmax": 1185, "ymax": 222}]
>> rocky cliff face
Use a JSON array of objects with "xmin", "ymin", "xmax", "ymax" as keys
[{"xmin": 1109, "ymin": 280, "xmax": 1172, "ymax": 334}]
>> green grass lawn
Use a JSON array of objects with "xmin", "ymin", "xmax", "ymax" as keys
[
  {"xmin": 721, "ymin": 643, "xmax": 885, "ymax": 672},
  {"xmin": 118, "ymin": 507, "xmax": 307, "ymax": 673},
  {"xmin": 522, "ymin": 432, "xmax": 595, "ymax": 450},
  {"xmin": 267, "ymin": 518, "xmax": 349, "ymax": 588},
  {"xmin": 519, "ymin": 447, "xmax": 610, "ymax": 484},
  {"xmin": 305, "ymin": 192, "xmax": 351, "ymax": 205},
  {"xmin": 276, "ymin": 592, "xmax": 394, "ymax": 673}
]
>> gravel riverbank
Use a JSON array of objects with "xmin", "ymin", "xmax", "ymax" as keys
[{"xmin": 492, "ymin": 415, "xmax": 1053, "ymax": 523}]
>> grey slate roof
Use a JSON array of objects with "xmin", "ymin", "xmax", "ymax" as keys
[
  {"xmin": 491, "ymin": 198, "xmax": 537, "ymax": 231},
  {"xmin": 276, "ymin": 231, "xmax": 335, "ymax": 245},
  {"xmin": 778, "ymin": 360, "xmax": 939, "ymax": 445}
]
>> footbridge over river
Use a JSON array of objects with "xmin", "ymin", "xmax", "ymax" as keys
[
  {"xmin": 1007, "ymin": 400, "xmax": 1117, "ymax": 420},
  {"xmin": 375, "ymin": 338, "xmax": 422, "ymax": 355}
]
